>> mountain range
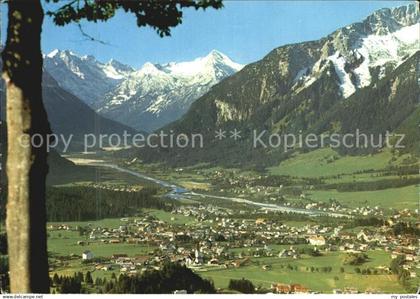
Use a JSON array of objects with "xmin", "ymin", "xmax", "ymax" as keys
[
  {"xmin": 138, "ymin": 4, "xmax": 419, "ymax": 166},
  {"xmin": 44, "ymin": 49, "xmax": 134, "ymax": 106},
  {"xmin": 0, "ymin": 55, "xmax": 136, "ymax": 150},
  {"xmin": 1, "ymin": 4, "xmax": 418, "ymax": 164},
  {"xmin": 44, "ymin": 49, "xmax": 243, "ymax": 132}
]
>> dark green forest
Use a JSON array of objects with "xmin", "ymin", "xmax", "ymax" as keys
[
  {"xmin": 46, "ymin": 186, "xmax": 169, "ymax": 222},
  {"xmin": 53, "ymin": 263, "xmax": 216, "ymax": 294}
]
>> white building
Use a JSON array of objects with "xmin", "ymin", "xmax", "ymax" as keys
[
  {"xmin": 82, "ymin": 250, "xmax": 94, "ymax": 260},
  {"xmin": 308, "ymin": 236, "xmax": 326, "ymax": 246},
  {"xmin": 195, "ymin": 249, "xmax": 204, "ymax": 264},
  {"xmin": 174, "ymin": 290, "xmax": 187, "ymax": 294}
]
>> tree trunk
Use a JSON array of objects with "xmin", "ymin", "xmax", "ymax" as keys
[{"xmin": 2, "ymin": 0, "xmax": 50, "ymax": 293}]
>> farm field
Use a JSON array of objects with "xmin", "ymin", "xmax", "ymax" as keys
[
  {"xmin": 264, "ymin": 148, "xmax": 419, "ymax": 211},
  {"xmin": 47, "ymin": 208, "xmax": 195, "ymax": 259},
  {"xmin": 48, "ymin": 230, "xmax": 154, "ymax": 257},
  {"xmin": 308, "ymin": 185, "xmax": 418, "ymax": 210},
  {"xmin": 267, "ymin": 148, "xmax": 415, "ymax": 178},
  {"xmin": 48, "ymin": 164, "xmax": 154, "ymax": 188},
  {"xmin": 201, "ymin": 250, "xmax": 406, "ymax": 293}
]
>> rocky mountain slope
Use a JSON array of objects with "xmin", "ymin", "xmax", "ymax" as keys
[
  {"xmin": 44, "ymin": 50, "xmax": 133, "ymax": 106},
  {"xmin": 42, "ymin": 71, "xmax": 137, "ymax": 148},
  {"xmin": 139, "ymin": 4, "xmax": 419, "ymax": 166},
  {"xmin": 1, "ymin": 60, "xmax": 136, "ymax": 151}
]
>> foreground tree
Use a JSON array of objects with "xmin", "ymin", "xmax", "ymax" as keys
[
  {"xmin": 228, "ymin": 278, "xmax": 255, "ymax": 294},
  {"xmin": 2, "ymin": 0, "xmax": 222, "ymax": 293},
  {"xmin": 3, "ymin": 1, "xmax": 50, "ymax": 292}
]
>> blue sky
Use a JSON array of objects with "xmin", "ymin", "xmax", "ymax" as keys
[{"xmin": 1, "ymin": 1, "xmax": 413, "ymax": 68}]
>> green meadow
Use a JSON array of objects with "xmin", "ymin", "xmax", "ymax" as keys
[
  {"xmin": 48, "ymin": 230, "xmax": 154, "ymax": 257},
  {"xmin": 266, "ymin": 148, "xmax": 419, "ymax": 211},
  {"xmin": 268, "ymin": 148, "xmax": 397, "ymax": 177},
  {"xmin": 201, "ymin": 250, "xmax": 406, "ymax": 293},
  {"xmin": 308, "ymin": 185, "xmax": 418, "ymax": 210}
]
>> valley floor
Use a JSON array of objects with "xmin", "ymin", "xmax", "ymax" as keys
[{"xmin": 45, "ymin": 150, "xmax": 419, "ymax": 294}]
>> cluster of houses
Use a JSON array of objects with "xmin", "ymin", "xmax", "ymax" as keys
[
  {"xmin": 48, "ymin": 201, "xmax": 419, "ymax": 292},
  {"xmin": 200, "ymin": 169, "xmax": 413, "ymax": 219},
  {"xmin": 271, "ymin": 283, "xmax": 310, "ymax": 294},
  {"xmin": 172, "ymin": 205, "xmax": 233, "ymax": 221},
  {"xmin": 87, "ymin": 182, "xmax": 143, "ymax": 193}
]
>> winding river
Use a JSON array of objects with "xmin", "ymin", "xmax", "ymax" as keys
[{"xmin": 70, "ymin": 158, "xmax": 350, "ymax": 218}]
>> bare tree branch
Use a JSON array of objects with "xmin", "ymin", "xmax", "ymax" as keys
[{"xmin": 76, "ymin": 23, "xmax": 110, "ymax": 45}]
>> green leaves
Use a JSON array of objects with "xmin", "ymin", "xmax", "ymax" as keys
[{"xmin": 46, "ymin": 0, "xmax": 223, "ymax": 36}]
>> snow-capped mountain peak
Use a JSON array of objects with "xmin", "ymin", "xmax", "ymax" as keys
[
  {"xmin": 96, "ymin": 50, "xmax": 244, "ymax": 131},
  {"xmin": 44, "ymin": 49, "xmax": 133, "ymax": 105},
  {"xmin": 137, "ymin": 62, "xmax": 164, "ymax": 75},
  {"xmin": 43, "ymin": 5, "xmax": 417, "ymax": 133},
  {"xmin": 292, "ymin": 3, "xmax": 419, "ymax": 98},
  {"xmin": 206, "ymin": 49, "xmax": 243, "ymax": 70},
  {"xmin": 364, "ymin": 4, "xmax": 418, "ymax": 35},
  {"xmin": 106, "ymin": 59, "xmax": 134, "ymax": 73},
  {"xmin": 159, "ymin": 50, "xmax": 243, "ymax": 79},
  {"xmin": 46, "ymin": 49, "xmax": 60, "ymax": 58}
]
